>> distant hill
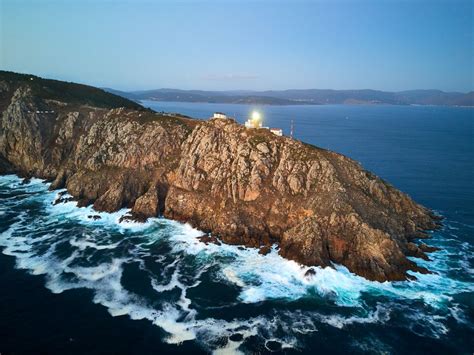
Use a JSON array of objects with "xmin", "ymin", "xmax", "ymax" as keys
[
  {"xmin": 112, "ymin": 88, "xmax": 300, "ymax": 105},
  {"xmin": 101, "ymin": 88, "xmax": 140, "ymax": 101},
  {"xmin": 104, "ymin": 87, "xmax": 474, "ymax": 107},
  {"xmin": 0, "ymin": 71, "xmax": 144, "ymax": 111}
]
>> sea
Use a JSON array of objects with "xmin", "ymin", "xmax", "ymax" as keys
[{"xmin": 0, "ymin": 102, "xmax": 472, "ymax": 354}]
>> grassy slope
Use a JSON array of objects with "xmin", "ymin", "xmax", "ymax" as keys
[{"xmin": 0, "ymin": 71, "xmax": 146, "ymax": 111}]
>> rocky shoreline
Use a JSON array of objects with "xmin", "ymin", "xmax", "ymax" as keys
[{"xmin": 0, "ymin": 71, "xmax": 442, "ymax": 281}]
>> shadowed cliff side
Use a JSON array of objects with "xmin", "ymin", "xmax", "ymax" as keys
[{"xmin": 0, "ymin": 71, "xmax": 441, "ymax": 281}]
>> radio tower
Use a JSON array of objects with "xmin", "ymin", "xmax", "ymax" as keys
[{"xmin": 290, "ymin": 119, "xmax": 294, "ymax": 139}]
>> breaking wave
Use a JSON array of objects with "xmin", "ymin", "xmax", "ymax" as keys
[{"xmin": 0, "ymin": 175, "xmax": 473, "ymax": 353}]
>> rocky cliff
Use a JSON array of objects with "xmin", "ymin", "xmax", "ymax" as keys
[{"xmin": 0, "ymin": 71, "xmax": 441, "ymax": 281}]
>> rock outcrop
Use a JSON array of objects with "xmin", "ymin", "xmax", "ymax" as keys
[{"xmin": 0, "ymin": 71, "xmax": 441, "ymax": 281}]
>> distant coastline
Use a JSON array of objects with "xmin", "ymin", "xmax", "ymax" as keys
[
  {"xmin": 141, "ymin": 99, "xmax": 474, "ymax": 109},
  {"xmin": 105, "ymin": 87, "xmax": 474, "ymax": 107}
]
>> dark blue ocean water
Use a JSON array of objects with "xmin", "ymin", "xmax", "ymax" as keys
[{"xmin": 0, "ymin": 102, "xmax": 473, "ymax": 354}]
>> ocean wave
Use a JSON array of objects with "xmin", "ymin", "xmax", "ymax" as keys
[{"xmin": 0, "ymin": 175, "xmax": 473, "ymax": 352}]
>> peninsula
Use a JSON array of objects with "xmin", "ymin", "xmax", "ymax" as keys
[
  {"xmin": 106, "ymin": 87, "xmax": 474, "ymax": 107},
  {"xmin": 0, "ymin": 71, "xmax": 441, "ymax": 282}
]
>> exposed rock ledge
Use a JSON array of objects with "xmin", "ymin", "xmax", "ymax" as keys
[{"xmin": 0, "ymin": 71, "xmax": 442, "ymax": 281}]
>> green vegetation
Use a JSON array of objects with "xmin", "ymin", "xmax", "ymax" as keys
[
  {"xmin": 249, "ymin": 131, "xmax": 270, "ymax": 147},
  {"xmin": 133, "ymin": 112, "xmax": 195, "ymax": 132},
  {"xmin": 301, "ymin": 141, "xmax": 324, "ymax": 151},
  {"xmin": 0, "ymin": 71, "xmax": 145, "ymax": 110}
]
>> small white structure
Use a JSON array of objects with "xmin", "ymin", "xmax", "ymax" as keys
[
  {"xmin": 245, "ymin": 111, "xmax": 282, "ymax": 136},
  {"xmin": 244, "ymin": 111, "xmax": 263, "ymax": 128},
  {"xmin": 213, "ymin": 112, "xmax": 227, "ymax": 119},
  {"xmin": 32, "ymin": 110, "xmax": 55, "ymax": 114},
  {"xmin": 270, "ymin": 128, "xmax": 283, "ymax": 136},
  {"xmin": 245, "ymin": 119, "xmax": 262, "ymax": 128}
]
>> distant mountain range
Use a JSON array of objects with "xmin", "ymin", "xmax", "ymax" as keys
[{"xmin": 104, "ymin": 88, "xmax": 474, "ymax": 106}]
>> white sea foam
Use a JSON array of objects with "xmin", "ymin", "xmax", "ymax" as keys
[
  {"xmin": 0, "ymin": 174, "xmax": 473, "ymax": 352},
  {"xmin": 69, "ymin": 235, "xmax": 120, "ymax": 251},
  {"xmin": 315, "ymin": 304, "xmax": 391, "ymax": 329}
]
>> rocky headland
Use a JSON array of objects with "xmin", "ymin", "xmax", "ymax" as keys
[{"xmin": 0, "ymin": 71, "xmax": 442, "ymax": 282}]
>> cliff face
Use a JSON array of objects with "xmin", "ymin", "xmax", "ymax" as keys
[{"xmin": 0, "ymin": 71, "xmax": 441, "ymax": 281}]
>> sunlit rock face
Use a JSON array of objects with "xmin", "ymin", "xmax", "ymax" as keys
[{"xmin": 0, "ymin": 71, "xmax": 441, "ymax": 281}]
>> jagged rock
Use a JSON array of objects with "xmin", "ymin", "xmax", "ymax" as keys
[
  {"xmin": 131, "ymin": 185, "xmax": 159, "ymax": 219},
  {"xmin": 87, "ymin": 215, "xmax": 101, "ymax": 220},
  {"xmin": 304, "ymin": 268, "xmax": 316, "ymax": 278},
  {"xmin": 52, "ymin": 191, "xmax": 75, "ymax": 205},
  {"xmin": 93, "ymin": 184, "xmax": 125, "ymax": 212},
  {"xmin": 406, "ymin": 242, "xmax": 430, "ymax": 260},
  {"xmin": 0, "ymin": 71, "xmax": 442, "ymax": 281},
  {"xmin": 198, "ymin": 235, "xmax": 221, "ymax": 246},
  {"xmin": 20, "ymin": 177, "xmax": 31, "ymax": 185},
  {"xmin": 0, "ymin": 155, "xmax": 13, "ymax": 174},
  {"xmin": 49, "ymin": 169, "xmax": 68, "ymax": 190},
  {"xmin": 118, "ymin": 214, "xmax": 144, "ymax": 223},
  {"xmin": 419, "ymin": 243, "xmax": 441, "ymax": 253},
  {"xmin": 258, "ymin": 245, "xmax": 272, "ymax": 255}
]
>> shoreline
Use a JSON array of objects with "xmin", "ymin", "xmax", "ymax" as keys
[{"xmin": 138, "ymin": 99, "xmax": 474, "ymax": 109}]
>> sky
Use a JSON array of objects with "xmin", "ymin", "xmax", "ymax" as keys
[{"xmin": 1, "ymin": 0, "xmax": 473, "ymax": 92}]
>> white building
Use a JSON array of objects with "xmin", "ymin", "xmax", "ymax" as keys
[
  {"xmin": 244, "ymin": 111, "xmax": 283, "ymax": 136},
  {"xmin": 270, "ymin": 128, "xmax": 283, "ymax": 136},
  {"xmin": 244, "ymin": 119, "xmax": 262, "ymax": 129},
  {"xmin": 213, "ymin": 112, "xmax": 227, "ymax": 119},
  {"xmin": 244, "ymin": 111, "xmax": 263, "ymax": 128}
]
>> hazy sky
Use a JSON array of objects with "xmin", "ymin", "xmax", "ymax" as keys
[{"xmin": 1, "ymin": 0, "xmax": 473, "ymax": 91}]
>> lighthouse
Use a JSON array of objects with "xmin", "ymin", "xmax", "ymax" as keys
[{"xmin": 244, "ymin": 111, "xmax": 263, "ymax": 128}]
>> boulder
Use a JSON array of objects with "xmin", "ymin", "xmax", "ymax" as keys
[{"xmin": 131, "ymin": 185, "xmax": 159, "ymax": 219}]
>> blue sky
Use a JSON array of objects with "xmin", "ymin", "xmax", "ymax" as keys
[{"xmin": 1, "ymin": 0, "xmax": 472, "ymax": 91}]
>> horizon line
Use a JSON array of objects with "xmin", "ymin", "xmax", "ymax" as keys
[
  {"xmin": 2, "ymin": 70, "xmax": 472, "ymax": 95},
  {"xmin": 109, "ymin": 86, "xmax": 474, "ymax": 95}
]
